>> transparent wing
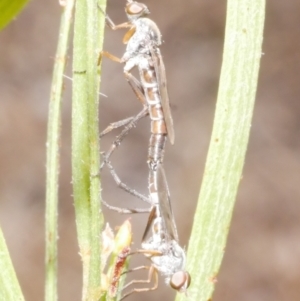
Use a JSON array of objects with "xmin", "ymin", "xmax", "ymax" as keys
[
  {"xmin": 141, "ymin": 205, "xmax": 157, "ymax": 243},
  {"xmin": 156, "ymin": 164, "xmax": 178, "ymax": 242},
  {"xmin": 142, "ymin": 164, "xmax": 178, "ymax": 243},
  {"xmin": 150, "ymin": 47, "xmax": 175, "ymax": 144}
]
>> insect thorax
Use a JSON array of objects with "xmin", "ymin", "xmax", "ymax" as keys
[
  {"xmin": 122, "ymin": 18, "xmax": 162, "ymax": 62},
  {"xmin": 142, "ymin": 238, "xmax": 186, "ymax": 281}
]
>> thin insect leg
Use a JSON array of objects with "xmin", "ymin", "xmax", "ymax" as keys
[
  {"xmin": 100, "ymin": 116, "xmax": 136, "ymax": 138},
  {"xmin": 98, "ymin": 50, "xmax": 123, "ymax": 66},
  {"xmin": 97, "ymin": 4, "xmax": 131, "ymax": 31},
  {"xmin": 102, "ymin": 199, "xmax": 151, "ymax": 214},
  {"xmin": 99, "ymin": 83, "xmax": 149, "ymax": 206},
  {"xmin": 129, "ymin": 248, "xmax": 163, "ymax": 257},
  {"xmin": 124, "ymin": 71, "xmax": 146, "ymax": 105},
  {"xmin": 122, "ymin": 264, "xmax": 155, "ymax": 276},
  {"xmin": 120, "ymin": 265, "xmax": 158, "ymax": 301},
  {"xmin": 100, "ymin": 107, "xmax": 148, "ymax": 170},
  {"xmin": 104, "ymin": 159, "xmax": 151, "ymax": 204}
]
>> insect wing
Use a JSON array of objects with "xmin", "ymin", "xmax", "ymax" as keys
[
  {"xmin": 150, "ymin": 47, "xmax": 175, "ymax": 144},
  {"xmin": 156, "ymin": 165, "xmax": 179, "ymax": 242},
  {"xmin": 141, "ymin": 205, "xmax": 157, "ymax": 242}
]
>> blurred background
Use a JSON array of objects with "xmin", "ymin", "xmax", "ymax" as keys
[{"xmin": 1, "ymin": 0, "xmax": 300, "ymax": 300}]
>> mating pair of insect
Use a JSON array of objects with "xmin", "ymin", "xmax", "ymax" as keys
[{"xmin": 99, "ymin": 1, "xmax": 191, "ymax": 299}]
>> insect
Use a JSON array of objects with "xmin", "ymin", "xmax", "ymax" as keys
[
  {"xmin": 102, "ymin": 159, "xmax": 191, "ymax": 300},
  {"xmin": 99, "ymin": 1, "xmax": 191, "ymax": 298},
  {"xmin": 118, "ymin": 163, "xmax": 191, "ymax": 300},
  {"xmin": 99, "ymin": 0, "xmax": 174, "ymax": 142},
  {"xmin": 99, "ymin": 0, "xmax": 174, "ymax": 201}
]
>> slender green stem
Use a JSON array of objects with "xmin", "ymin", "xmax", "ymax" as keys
[
  {"xmin": 72, "ymin": 0, "xmax": 91, "ymax": 295},
  {"xmin": 72, "ymin": 0, "xmax": 106, "ymax": 300},
  {"xmin": 0, "ymin": 227, "xmax": 25, "ymax": 301},
  {"xmin": 176, "ymin": 1, "xmax": 265, "ymax": 301},
  {"xmin": 45, "ymin": 1, "xmax": 75, "ymax": 301},
  {"xmin": 86, "ymin": 0, "xmax": 105, "ymax": 299}
]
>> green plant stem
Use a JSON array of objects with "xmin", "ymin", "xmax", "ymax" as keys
[
  {"xmin": 0, "ymin": 227, "xmax": 25, "ymax": 301},
  {"xmin": 177, "ymin": 1, "xmax": 265, "ymax": 301},
  {"xmin": 72, "ymin": 0, "xmax": 106, "ymax": 300},
  {"xmin": 45, "ymin": 1, "xmax": 75, "ymax": 301}
]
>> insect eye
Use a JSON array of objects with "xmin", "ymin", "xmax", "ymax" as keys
[
  {"xmin": 125, "ymin": 2, "xmax": 149, "ymax": 16},
  {"xmin": 170, "ymin": 271, "xmax": 191, "ymax": 291}
]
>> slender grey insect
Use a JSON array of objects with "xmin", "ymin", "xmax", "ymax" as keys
[{"xmin": 99, "ymin": 1, "xmax": 191, "ymax": 299}]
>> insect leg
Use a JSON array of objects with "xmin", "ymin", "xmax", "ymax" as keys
[
  {"xmin": 103, "ymin": 159, "xmax": 151, "ymax": 205},
  {"xmin": 102, "ymin": 199, "xmax": 151, "ymax": 214},
  {"xmin": 120, "ymin": 265, "xmax": 158, "ymax": 300},
  {"xmin": 97, "ymin": 4, "xmax": 131, "ymax": 31},
  {"xmin": 100, "ymin": 107, "xmax": 148, "ymax": 170},
  {"xmin": 124, "ymin": 71, "xmax": 147, "ymax": 106},
  {"xmin": 100, "ymin": 116, "xmax": 136, "ymax": 138},
  {"xmin": 98, "ymin": 50, "xmax": 123, "ymax": 66}
]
